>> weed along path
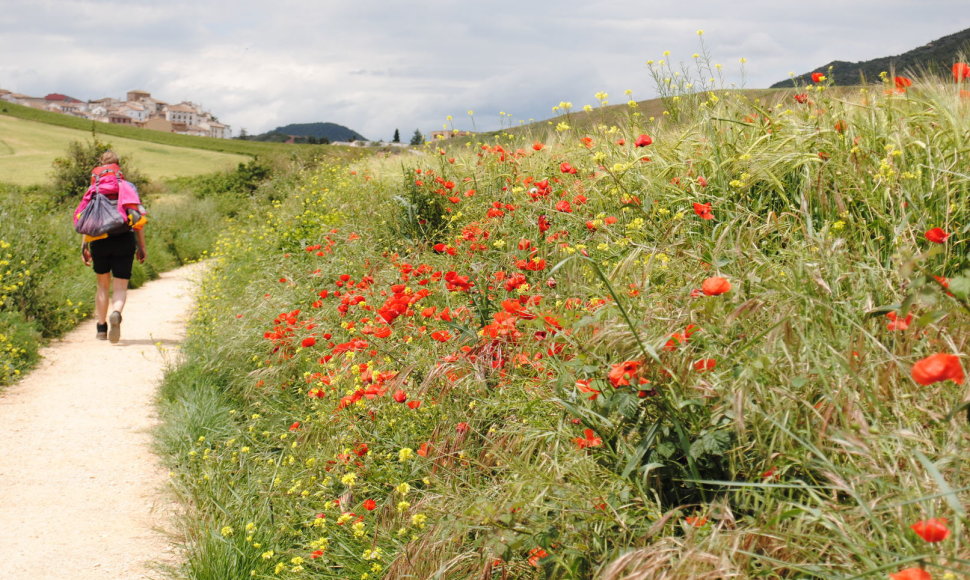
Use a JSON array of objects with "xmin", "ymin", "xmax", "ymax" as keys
[{"xmin": 0, "ymin": 261, "xmax": 207, "ymax": 579}]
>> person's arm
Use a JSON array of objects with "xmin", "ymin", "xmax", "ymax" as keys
[
  {"xmin": 81, "ymin": 238, "xmax": 91, "ymax": 266},
  {"xmin": 134, "ymin": 228, "xmax": 147, "ymax": 263}
]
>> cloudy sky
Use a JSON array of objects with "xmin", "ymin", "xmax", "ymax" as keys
[{"xmin": 2, "ymin": 1, "xmax": 968, "ymax": 141}]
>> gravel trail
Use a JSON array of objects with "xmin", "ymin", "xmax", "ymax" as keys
[{"xmin": 0, "ymin": 262, "xmax": 206, "ymax": 579}]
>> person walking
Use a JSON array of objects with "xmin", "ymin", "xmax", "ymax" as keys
[{"xmin": 78, "ymin": 151, "xmax": 148, "ymax": 343}]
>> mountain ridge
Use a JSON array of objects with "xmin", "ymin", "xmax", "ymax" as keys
[
  {"xmin": 771, "ymin": 27, "xmax": 970, "ymax": 88},
  {"xmin": 246, "ymin": 121, "xmax": 366, "ymax": 143}
]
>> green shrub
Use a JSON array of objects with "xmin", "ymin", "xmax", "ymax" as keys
[
  {"xmin": 49, "ymin": 138, "xmax": 151, "ymax": 203},
  {"xmin": 0, "ymin": 311, "xmax": 41, "ymax": 385}
]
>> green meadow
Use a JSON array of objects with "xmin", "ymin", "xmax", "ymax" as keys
[{"xmin": 0, "ymin": 115, "xmax": 250, "ymax": 185}]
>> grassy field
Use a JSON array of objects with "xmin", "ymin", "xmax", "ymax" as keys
[
  {"xmin": 0, "ymin": 100, "xmax": 300, "ymax": 157},
  {"xmin": 0, "ymin": 115, "xmax": 252, "ymax": 185}
]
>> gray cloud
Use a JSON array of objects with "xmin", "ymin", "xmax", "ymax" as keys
[{"xmin": 1, "ymin": 0, "xmax": 968, "ymax": 140}]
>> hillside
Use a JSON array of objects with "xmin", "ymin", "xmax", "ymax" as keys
[
  {"xmin": 0, "ymin": 100, "xmax": 299, "ymax": 158},
  {"xmin": 772, "ymin": 26, "xmax": 970, "ymax": 87},
  {"xmin": 157, "ymin": 81, "xmax": 969, "ymax": 578},
  {"xmin": 0, "ymin": 115, "xmax": 250, "ymax": 185},
  {"xmin": 0, "ymin": 102, "xmax": 373, "ymax": 186},
  {"xmin": 249, "ymin": 122, "xmax": 366, "ymax": 143}
]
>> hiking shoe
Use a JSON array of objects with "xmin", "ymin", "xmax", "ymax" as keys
[
  {"xmin": 96, "ymin": 322, "xmax": 108, "ymax": 340},
  {"xmin": 108, "ymin": 311, "xmax": 122, "ymax": 343}
]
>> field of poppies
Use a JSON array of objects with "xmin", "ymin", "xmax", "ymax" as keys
[{"xmin": 159, "ymin": 67, "xmax": 968, "ymax": 579}]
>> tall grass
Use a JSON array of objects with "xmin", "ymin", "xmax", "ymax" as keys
[{"xmin": 159, "ymin": 73, "xmax": 968, "ymax": 579}]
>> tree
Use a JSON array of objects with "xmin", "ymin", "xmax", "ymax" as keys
[
  {"xmin": 392, "ymin": 129, "xmax": 400, "ymax": 143},
  {"xmin": 409, "ymin": 129, "xmax": 424, "ymax": 146}
]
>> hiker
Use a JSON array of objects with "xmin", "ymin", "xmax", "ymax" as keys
[{"xmin": 79, "ymin": 151, "xmax": 148, "ymax": 342}]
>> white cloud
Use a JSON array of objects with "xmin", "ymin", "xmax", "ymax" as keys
[{"xmin": 1, "ymin": 0, "xmax": 968, "ymax": 139}]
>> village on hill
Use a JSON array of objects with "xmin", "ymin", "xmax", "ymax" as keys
[{"xmin": 0, "ymin": 88, "xmax": 232, "ymax": 139}]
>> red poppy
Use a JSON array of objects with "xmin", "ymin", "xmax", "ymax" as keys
[
  {"xmin": 575, "ymin": 379, "xmax": 601, "ymax": 400},
  {"xmin": 794, "ymin": 93, "xmax": 809, "ymax": 104},
  {"xmin": 289, "ymin": 421, "xmax": 301, "ymax": 431},
  {"xmin": 693, "ymin": 202, "xmax": 714, "ymax": 220},
  {"xmin": 527, "ymin": 548, "xmax": 549, "ymax": 567},
  {"xmin": 889, "ymin": 568, "xmax": 931, "ymax": 580},
  {"xmin": 393, "ymin": 389, "xmax": 407, "ymax": 403},
  {"xmin": 573, "ymin": 428, "xmax": 602, "ymax": 449},
  {"xmin": 911, "ymin": 353, "xmax": 965, "ymax": 386},
  {"xmin": 430, "ymin": 330, "xmax": 452, "ymax": 342},
  {"xmin": 363, "ymin": 499, "xmax": 377, "ymax": 511},
  {"xmin": 555, "ymin": 200, "xmax": 572, "ymax": 213},
  {"xmin": 811, "ymin": 72, "xmax": 825, "ymax": 83},
  {"xmin": 911, "ymin": 518, "xmax": 949, "ymax": 542},
  {"xmin": 952, "ymin": 62, "xmax": 970, "ymax": 82},
  {"xmin": 693, "ymin": 358, "xmax": 716, "ymax": 372},
  {"xmin": 684, "ymin": 516, "xmax": 708, "ymax": 527},
  {"xmin": 532, "ymin": 142, "xmax": 545, "ymax": 150},
  {"xmin": 538, "ymin": 215, "xmax": 551, "ymax": 233},
  {"xmin": 894, "ymin": 76, "xmax": 913, "ymax": 90},
  {"xmin": 608, "ymin": 360, "xmax": 642, "ymax": 387},
  {"xmin": 559, "ymin": 162, "xmax": 577, "ymax": 174},
  {"xmin": 301, "ymin": 336, "xmax": 316, "ymax": 348},
  {"xmin": 885, "ymin": 312, "xmax": 913, "ymax": 331},
  {"xmin": 701, "ymin": 276, "xmax": 731, "ymax": 296},
  {"xmin": 634, "ymin": 134, "xmax": 653, "ymax": 147},
  {"xmin": 924, "ymin": 228, "xmax": 949, "ymax": 243}
]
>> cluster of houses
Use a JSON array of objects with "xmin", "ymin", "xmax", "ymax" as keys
[{"xmin": 0, "ymin": 89, "xmax": 231, "ymax": 139}]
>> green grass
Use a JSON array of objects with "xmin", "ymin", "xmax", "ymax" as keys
[
  {"xmin": 0, "ymin": 115, "xmax": 252, "ymax": 185},
  {"xmin": 156, "ymin": 73, "xmax": 968, "ymax": 580},
  {"xmin": 0, "ymin": 100, "xmax": 300, "ymax": 156}
]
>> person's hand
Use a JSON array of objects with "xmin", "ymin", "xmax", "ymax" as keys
[
  {"xmin": 136, "ymin": 247, "xmax": 147, "ymax": 263},
  {"xmin": 81, "ymin": 246, "xmax": 92, "ymax": 267}
]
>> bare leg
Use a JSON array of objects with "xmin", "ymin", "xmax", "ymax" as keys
[
  {"xmin": 110, "ymin": 277, "xmax": 129, "ymax": 314},
  {"xmin": 95, "ymin": 273, "xmax": 112, "ymax": 323}
]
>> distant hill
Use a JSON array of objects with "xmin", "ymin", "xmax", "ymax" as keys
[
  {"xmin": 771, "ymin": 27, "xmax": 970, "ymax": 88},
  {"xmin": 246, "ymin": 122, "xmax": 366, "ymax": 144}
]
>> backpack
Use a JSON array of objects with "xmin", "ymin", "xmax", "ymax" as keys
[
  {"xmin": 73, "ymin": 171, "xmax": 139, "ymax": 237},
  {"xmin": 74, "ymin": 191, "xmax": 130, "ymax": 237}
]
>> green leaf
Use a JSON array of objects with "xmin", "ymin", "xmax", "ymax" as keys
[
  {"xmin": 949, "ymin": 275, "xmax": 970, "ymax": 300},
  {"xmin": 689, "ymin": 429, "xmax": 732, "ymax": 460},
  {"xmin": 620, "ymin": 421, "xmax": 661, "ymax": 478}
]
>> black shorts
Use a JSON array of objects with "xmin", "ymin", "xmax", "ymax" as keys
[{"xmin": 90, "ymin": 231, "xmax": 135, "ymax": 279}]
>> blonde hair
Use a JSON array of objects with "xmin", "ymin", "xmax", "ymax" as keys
[{"xmin": 99, "ymin": 150, "xmax": 120, "ymax": 165}]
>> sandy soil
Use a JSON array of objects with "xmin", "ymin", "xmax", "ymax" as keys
[{"xmin": 0, "ymin": 262, "xmax": 207, "ymax": 579}]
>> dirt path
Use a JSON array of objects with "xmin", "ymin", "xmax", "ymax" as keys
[{"xmin": 0, "ymin": 262, "xmax": 207, "ymax": 579}]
